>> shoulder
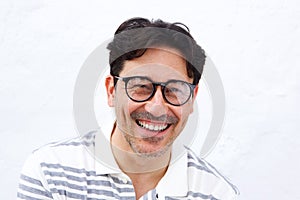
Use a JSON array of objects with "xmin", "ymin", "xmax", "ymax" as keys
[
  {"xmin": 185, "ymin": 147, "xmax": 239, "ymax": 199},
  {"xmin": 28, "ymin": 131, "xmax": 98, "ymax": 170},
  {"xmin": 33, "ymin": 131, "xmax": 96, "ymax": 153},
  {"xmin": 34, "ymin": 130, "xmax": 96, "ymax": 150},
  {"xmin": 17, "ymin": 131, "xmax": 100, "ymax": 199}
]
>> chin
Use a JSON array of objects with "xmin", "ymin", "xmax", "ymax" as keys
[{"xmin": 130, "ymin": 139, "xmax": 173, "ymax": 158}]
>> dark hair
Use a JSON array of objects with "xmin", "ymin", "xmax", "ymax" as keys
[{"xmin": 107, "ymin": 17, "xmax": 206, "ymax": 85}]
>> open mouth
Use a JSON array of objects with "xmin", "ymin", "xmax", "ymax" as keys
[{"xmin": 136, "ymin": 120, "xmax": 171, "ymax": 132}]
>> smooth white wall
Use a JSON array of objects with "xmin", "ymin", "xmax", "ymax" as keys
[{"xmin": 0, "ymin": 0, "xmax": 299, "ymax": 199}]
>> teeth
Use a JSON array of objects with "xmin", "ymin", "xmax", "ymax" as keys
[{"xmin": 137, "ymin": 120, "xmax": 168, "ymax": 131}]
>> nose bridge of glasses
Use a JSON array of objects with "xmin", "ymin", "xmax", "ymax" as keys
[
  {"xmin": 152, "ymin": 81, "xmax": 166, "ymax": 90},
  {"xmin": 150, "ymin": 82, "xmax": 167, "ymax": 103},
  {"xmin": 152, "ymin": 81, "xmax": 168, "ymax": 98},
  {"xmin": 144, "ymin": 83, "xmax": 169, "ymax": 116}
]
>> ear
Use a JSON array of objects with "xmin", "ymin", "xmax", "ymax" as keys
[
  {"xmin": 193, "ymin": 84, "xmax": 199, "ymax": 99},
  {"xmin": 189, "ymin": 84, "xmax": 199, "ymax": 113},
  {"xmin": 105, "ymin": 75, "xmax": 115, "ymax": 107}
]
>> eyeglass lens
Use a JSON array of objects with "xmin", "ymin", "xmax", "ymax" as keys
[{"xmin": 125, "ymin": 77, "xmax": 192, "ymax": 106}]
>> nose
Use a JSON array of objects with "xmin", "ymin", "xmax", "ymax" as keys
[{"xmin": 144, "ymin": 86, "xmax": 168, "ymax": 117}]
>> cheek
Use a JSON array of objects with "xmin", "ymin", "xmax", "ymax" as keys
[
  {"xmin": 115, "ymin": 94, "xmax": 141, "ymax": 117},
  {"xmin": 185, "ymin": 101, "xmax": 195, "ymax": 115},
  {"xmin": 173, "ymin": 104, "xmax": 193, "ymax": 131},
  {"xmin": 173, "ymin": 104, "xmax": 192, "ymax": 120}
]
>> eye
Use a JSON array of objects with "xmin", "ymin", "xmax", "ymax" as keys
[
  {"xmin": 164, "ymin": 81, "xmax": 191, "ymax": 98},
  {"xmin": 165, "ymin": 87, "xmax": 183, "ymax": 95},
  {"xmin": 127, "ymin": 78, "xmax": 153, "ymax": 96},
  {"xmin": 126, "ymin": 77, "xmax": 150, "ymax": 88},
  {"xmin": 135, "ymin": 84, "xmax": 151, "ymax": 89},
  {"xmin": 166, "ymin": 87, "xmax": 180, "ymax": 92}
]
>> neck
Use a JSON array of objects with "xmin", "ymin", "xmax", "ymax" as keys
[{"xmin": 110, "ymin": 124, "xmax": 173, "ymax": 199}]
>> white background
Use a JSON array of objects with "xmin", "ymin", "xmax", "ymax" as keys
[{"xmin": 1, "ymin": 0, "xmax": 299, "ymax": 199}]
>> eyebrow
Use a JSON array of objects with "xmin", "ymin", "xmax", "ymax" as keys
[{"xmin": 119, "ymin": 75, "xmax": 191, "ymax": 83}]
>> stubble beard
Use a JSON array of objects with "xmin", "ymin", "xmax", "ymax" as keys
[{"xmin": 123, "ymin": 131, "xmax": 176, "ymax": 158}]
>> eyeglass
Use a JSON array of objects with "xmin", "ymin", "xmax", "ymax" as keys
[{"xmin": 114, "ymin": 76, "xmax": 196, "ymax": 106}]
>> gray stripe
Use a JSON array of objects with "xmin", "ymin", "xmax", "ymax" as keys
[
  {"xmin": 151, "ymin": 189, "xmax": 157, "ymax": 199},
  {"xmin": 86, "ymin": 198, "xmax": 135, "ymax": 200},
  {"xmin": 17, "ymin": 192, "xmax": 45, "ymax": 200},
  {"xmin": 187, "ymin": 162, "xmax": 216, "ymax": 176},
  {"xmin": 165, "ymin": 191, "xmax": 219, "ymax": 200},
  {"xmin": 87, "ymin": 188, "xmax": 131, "ymax": 198},
  {"xmin": 53, "ymin": 189, "xmax": 84, "ymax": 199},
  {"xmin": 18, "ymin": 184, "xmax": 52, "ymax": 198},
  {"xmin": 201, "ymin": 160, "xmax": 239, "ymax": 195},
  {"xmin": 51, "ymin": 188, "xmax": 134, "ymax": 199},
  {"xmin": 187, "ymin": 191, "xmax": 219, "ymax": 200},
  {"xmin": 47, "ymin": 179, "xmax": 87, "ymax": 191},
  {"xmin": 187, "ymin": 153, "xmax": 213, "ymax": 173},
  {"xmin": 87, "ymin": 196, "xmax": 135, "ymax": 200},
  {"xmin": 165, "ymin": 197, "xmax": 179, "ymax": 200},
  {"xmin": 33, "ymin": 131, "xmax": 96, "ymax": 153},
  {"xmin": 79, "ymin": 131, "xmax": 96, "ymax": 139},
  {"xmin": 41, "ymin": 162, "xmax": 97, "ymax": 176},
  {"xmin": 47, "ymin": 179, "xmax": 134, "ymax": 193},
  {"xmin": 109, "ymin": 175, "xmax": 132, "ymax": 185},
  {"xmin": 187, "ymin": 150, "xmax": 239, "ymax": 195},
  {"xmin": 52, "ymin": 131, "xmax": 96, "ymax": 147},
  {"xmin": 51, "ymin": 140, "xmax": 94, "ymax": 147},
  {"xmin": 20, "ymin": 174, "xmax": 43, "ymax": 187},
  {"xmin": 42, "ymin": 168, "xmax": 135, "ymax": 193},
  {"xmin": 43, "ymin": 170, "xmax": 88, "ymax": 182},
  {"xmin": 89, "ymin": 178, "xmax": 133, "ymax": 190},
  {"xmin": 143, "ymin": 193, "xmax": 148, "ymax": 200}
]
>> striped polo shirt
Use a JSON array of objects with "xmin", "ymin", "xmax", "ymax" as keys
[{"xmin": 17, "ymin": 130, "xmax": 239, "ymax": 200}]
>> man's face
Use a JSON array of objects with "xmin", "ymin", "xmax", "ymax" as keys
[{"xmin": 106, "ymin": 48, "xmax": 198, "ymax": 157}]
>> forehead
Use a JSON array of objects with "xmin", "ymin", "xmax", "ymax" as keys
[{"xmin": 120, "ymin": 48, "xmax": 192, "ymax": 82}]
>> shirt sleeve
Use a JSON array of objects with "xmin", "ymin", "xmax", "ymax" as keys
[{"xmin": 17, "ymin": 152, "xmax": 54, "ymax": 200}]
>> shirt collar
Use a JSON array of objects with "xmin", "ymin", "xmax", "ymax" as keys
[
  {"xmin": 93, "ymin": 123, "xmax": 121, "ymax": 175},
  {"xmin": 93, "ymin": 121, "xmax": 188, "ymax": 197},
  {"xmin": 156, "ymin": 150, "xmax": 188, "ymax": 197}
]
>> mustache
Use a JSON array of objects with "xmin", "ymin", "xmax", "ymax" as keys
[{"xmin": 130, "ymin": 111, "xmax": 178, "ymax": 124}]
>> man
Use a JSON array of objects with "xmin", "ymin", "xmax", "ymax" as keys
[{"xmin": 17, "ymin": 17, "xmax": 238, "ymax": 199}]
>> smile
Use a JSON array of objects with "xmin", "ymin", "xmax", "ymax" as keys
[{"xmin": 136, "ymin": 120, "xmax": 170, "ymax": 132}]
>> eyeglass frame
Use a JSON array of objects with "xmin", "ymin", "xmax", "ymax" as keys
[{"xmin": 113, "ymin": 75, "xmax": 197, "ymax": 106}]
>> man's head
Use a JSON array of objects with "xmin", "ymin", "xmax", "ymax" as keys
[
  {"xmin": 105, "ymin": 17, "xmax": 206, "ymax": 158},
  {"xmin": 107, "ymin": 17, "xmax": 206, "ymax": 85}
]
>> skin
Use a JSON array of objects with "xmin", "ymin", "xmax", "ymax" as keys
[{"xmin": 105, "ymin": 47, "xmax": 198, "ymax": 199}]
